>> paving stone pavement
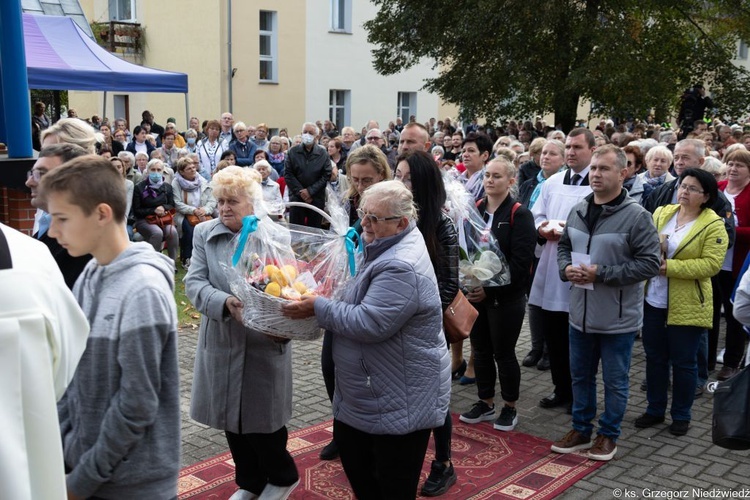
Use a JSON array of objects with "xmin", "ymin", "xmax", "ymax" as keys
[{"xmin": 178, "ymin": 314, "xmax": 750, "ymax": 499}]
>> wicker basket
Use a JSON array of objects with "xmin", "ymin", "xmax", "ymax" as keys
[
  {"xmin": 230, "ymin": 202, "xmax": 336, "ymax": 341},
  {"xmin": 232, "ymin": 282, "xmax": 323, "ymax": 341}
]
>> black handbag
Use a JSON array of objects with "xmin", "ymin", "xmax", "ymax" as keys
[{"xmin": 712, "ymin": 365, "xmax": 750, "ymax": 450}]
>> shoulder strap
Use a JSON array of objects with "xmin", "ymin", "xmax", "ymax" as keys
[
  {"xmin": 510, "ymin": 202, "xmax": 521, "ymax": 227},
  {"xmin": 0, "ymin": 227, "xmax": 12, "ymax": 270}
]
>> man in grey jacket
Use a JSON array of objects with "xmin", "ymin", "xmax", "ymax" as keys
[{"xmin": 551, "ymin": 144, "xmax": 660, "ymax": 462}]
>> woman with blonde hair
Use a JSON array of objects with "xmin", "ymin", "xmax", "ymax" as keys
[
  {"xmin": 41, "ymin": 118, "xmax": 99, "ymax": 153},
  {"xmin": 343, "ymin": 145, "xmax": 393, "ymax": 225},
  {"xmin": 638, "ymin": 145, "xmax": 675, "ymax": 192},
  {"xmin": 186, "ymin": 166, "xmax": 299, "ymax": 499}
]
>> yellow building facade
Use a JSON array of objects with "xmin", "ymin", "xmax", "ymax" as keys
[{"xmin": 71, "ymin": 0, "xmax": 458, "ymax": 133}]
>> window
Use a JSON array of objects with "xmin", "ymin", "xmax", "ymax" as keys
[
  {"xmin": 109, "ymin": 0, "xmax": 136, "ymax": 21},
  {"xmin": 329, "ymin": 90, "xmax": 351, "ymax": 129},
  {"xmin": 397, "ymin": 92, "xmax": 417, "ymax": 124},
  {"xmin": 739, "ymin": 40, "xmax": 748, "ymax": 60},
  {"xmin": 259, "ymin": 11, "xmax": 278, "ymax": 82},
  {"xmin": 330, "ymin": 0, "xmax": 352, "ymax": 33}
]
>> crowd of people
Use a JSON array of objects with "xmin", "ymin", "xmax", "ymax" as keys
[{"xmin": 6, "ymin": 105, "xmax": 750, "ymax": 499}]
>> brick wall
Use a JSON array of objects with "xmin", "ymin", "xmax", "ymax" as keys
[{"xmin": 1, "ymin": 187, "xmax": 35, "ymax": 235}]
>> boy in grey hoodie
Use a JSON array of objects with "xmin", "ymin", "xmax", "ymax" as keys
[{"xmin": 41, "ymin": 155, "xmax": 180, "ymax": 499}]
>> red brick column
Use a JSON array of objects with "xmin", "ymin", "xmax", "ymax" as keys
[{"xmin": 2, "ymin": 187, "xmax": 35, "ymax": 235}]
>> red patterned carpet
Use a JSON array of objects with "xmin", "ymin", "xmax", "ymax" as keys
[{"xmin": 179, "ymin": 415, "xmax": 603, "ymax": 499}]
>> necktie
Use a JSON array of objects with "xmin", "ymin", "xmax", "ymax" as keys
[
  {"xmin": 571, "ymin": 173, "xmax": 581, "ymax": 185},
  {"xmin": 37, "ymin": 212, "xmax": 51, "ymax": 239}
]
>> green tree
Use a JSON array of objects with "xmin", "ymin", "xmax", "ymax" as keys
[{"xmin": 365, "ymin": 0, "xmax": 750, "ymax": 130}]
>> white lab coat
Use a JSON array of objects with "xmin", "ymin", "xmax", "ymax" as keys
[{"xmin": 0, "ymin": 224, "xmax": 89, "ymax": 500}]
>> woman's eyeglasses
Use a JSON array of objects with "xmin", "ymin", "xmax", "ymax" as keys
[{"xmin": 356, "ymin": 208, "xmax": 401, "ymax": 224}]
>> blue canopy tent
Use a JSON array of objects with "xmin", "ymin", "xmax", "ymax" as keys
[{"xmin": 23, "ymin": 12, "xmax": 189, "ymax": 122}]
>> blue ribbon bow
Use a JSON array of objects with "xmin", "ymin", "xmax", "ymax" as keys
[
  {"xmin": 344, "ymin": 227, "xmax": 361, "ymax": 276},
  {"xmin": 232, "ymin": 215, "xmax": 259, "ymax": 267}
]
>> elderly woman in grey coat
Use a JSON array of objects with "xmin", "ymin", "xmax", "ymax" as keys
[
  {"xmin": 283, "ymin": 180, "xmax": 451, "ymax": 499},
  {"xmin": 185, "ymin": 166, "xmax": 299, "ymax": 500}
]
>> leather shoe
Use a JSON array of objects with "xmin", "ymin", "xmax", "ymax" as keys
[
  {"xmin": 536, "ymin": 354, "xmax": 550, "ymax": 371},
  {"xmin": 319, "ymin": 440, "xmax": 338, "ymax": 460},
  {"xmin": 717, "ymin": 366, "xmax": 739, "ymax": 381},
  {"xmin": 522, "ymin": 351, "xmax": 542, "ymax": 367},
  {"xmin": 539, "ymin": 393, "xmax": 571, "ymax": 408}
]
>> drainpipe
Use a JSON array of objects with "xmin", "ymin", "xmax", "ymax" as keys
[{"xmin": 227, "ymin": 0, "xmax": 233, "ymax": 113}]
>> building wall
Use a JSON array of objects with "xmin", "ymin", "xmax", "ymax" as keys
[
  {"xmin": 304, "ymin": 0, "xmax": 441, "ymax": 131},
  {"xmin": 70, "ymin": 0, "xmax": 453, "ymax": 133},
  {"xmin": 229, "ymin": 2, "xmax": 306, "ymax": 133}
]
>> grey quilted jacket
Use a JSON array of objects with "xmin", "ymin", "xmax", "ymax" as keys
[{"xmin": 314, "ymin": 223, "xmax": 451, "ymax": 435}]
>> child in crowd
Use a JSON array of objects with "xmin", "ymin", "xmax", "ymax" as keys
[{"xmin": 41, "ymin": 155, "xmax": 181, "ymax": 499}]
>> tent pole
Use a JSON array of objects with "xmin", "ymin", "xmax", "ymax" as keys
[
  {"xmin": 102, "ymin": 91, "xmax": 107, "ymax": 121},
  {"xmin": 185, "ymin": 93, "xmax": 189, "ymax": 130}
]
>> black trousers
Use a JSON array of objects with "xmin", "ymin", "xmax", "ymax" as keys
[
  {"xmin": 529, "ymin": 304, "xmax": 572, "ymax": 399},
  {"xmin": 322, "ymin": 330, "xmax": 335, "ymax": 402},
  {"xmin": 225, "ymin": 427, "xmax": 299, "ymax": 495},
  {"xmin": 289, "ymin": 204, "xmax": 323, "ymax": 229},
  {"xmin": 718, "ymin": 270, "xmax": 748, "ymax": 368},
  {"xmin": 472, "ymin": 294, "xmax": 526, "ymax": 402},
  {"xmin": 334, "ymin": 420, "xmax": 431, "ymax": 500}
]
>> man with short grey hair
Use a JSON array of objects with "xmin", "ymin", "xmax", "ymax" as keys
[{"xmin": 365, "ymin": 128, "xmax": 396, "ymax": 169}]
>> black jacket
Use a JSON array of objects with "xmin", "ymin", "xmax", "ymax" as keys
[
  {"xmin": 517, "ymin": 159, "xmax": 541, "ymax": 187},
  {"xmin": 433, "ymin": 213, "xmax": 460, "ymax": 311},
  {"xmin": 476, "ymin": 195, "xmax": 537, "ymax": 301},
  {"xmin": 34, "ymin": 230, "xmax": 91, "ymax": 290},
  {"xmin": 518, "ymin": 175, "xmax": 541, "ymax": 208},
  {"xmin": 643, "ymin": 178, "xmax": 735, "ymax": 250},
  {"xmin": 132, "ymin": 180, "xmax": 176, "ymax": 220},
  {"xmin": 284, "ymin": 144, "xmax": 332, "ymax": 206}
]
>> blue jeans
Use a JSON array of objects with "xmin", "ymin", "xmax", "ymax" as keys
[
  {"xmin": 569, "ymin": 326, "xmax": 636, "ymax": 441},
  {"xmin": 697, "ymin": 330, "xmax": 709, "ymax": 387},
  {"xmin": 642, "ymin": 303, "xmax": 703, "ymax": 422}
]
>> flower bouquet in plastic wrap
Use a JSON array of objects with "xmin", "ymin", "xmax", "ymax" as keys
[
  {"xmin": 226, "ymin": 187, "xmax": 360, "ymax": 340},
  {"xmin": 444, "ymin": 174, "xmax": 511, "ymax": 290}
]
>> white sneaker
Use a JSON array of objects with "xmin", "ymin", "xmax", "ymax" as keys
[
  {"xmin": 717, "ymin": 348, "xmax": 725, "ymax": 364},
  {"xmin": 258, "ymin": 479, "xmax": 300, "ymax": 500},
  {"xmin": 229, "ymin": 489, "xmax": 258, "ymax": 500}
]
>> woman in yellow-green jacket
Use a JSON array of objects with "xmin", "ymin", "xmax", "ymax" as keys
[{"xmin": 636, "ymin": 168, "xmax": 728, "ymax": 437}]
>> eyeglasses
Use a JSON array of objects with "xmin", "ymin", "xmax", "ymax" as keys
[
  {"xmin": 356, "ymin": 208, "xmax": 401, "ymax": 224},
  {"xmin": 366, "ymin": 136, "xmax": 382, "ymax": 141},
  {"xmin": 26, "ymin": 169, "xmax": 45, "ymax": 182},
  {"xmin": 677, "ymin": 184, "xmax": 704, "ymax": 194}
]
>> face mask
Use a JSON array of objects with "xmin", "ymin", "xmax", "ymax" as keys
[
  {"xmin": 187, "ymin": 138, "xmax": 196, "ymax": 145},
  {"xmin": 149, "ymin": 172, "xmax": 162, "ymax": 184},
  {"xmin": 301, "ymin": 133, "xmax": 315, "ymax": 145}
]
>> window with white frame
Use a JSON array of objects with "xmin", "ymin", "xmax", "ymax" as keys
[
  {"xmin": 109, "ymin": 0, "xmax": 136, "ymax": 21},
  {"xmin": 260, "ymin": 11, "xmax": 278, "ymax": 82},
  {"xmin": 329, "ymin": 90, "xmax": 351, "ymax": 129},
  {"xmin": 397, "ymin": 92, "xmax": 417, "ymax": 124},
  {"xmin": 739, "ymin": 40, "xmax": 748, "ymax": 60},
  {"xmin": 330, "ymin": 0, "xmax": 352, "ymax": 33}
]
